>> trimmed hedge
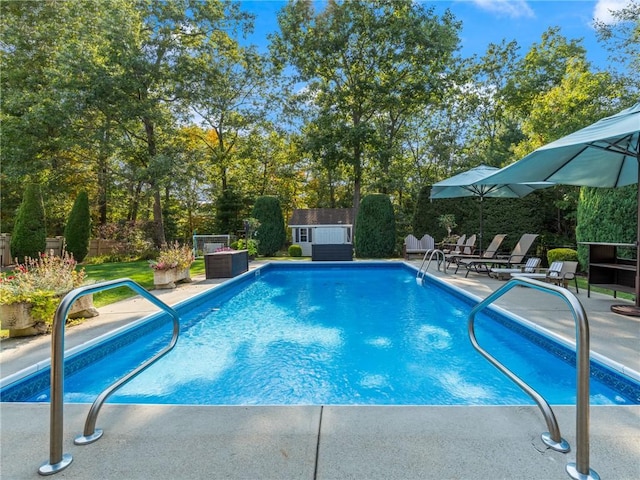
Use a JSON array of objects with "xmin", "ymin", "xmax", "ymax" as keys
[
  {"xmin": 576, "ymin": 185, "xmax": 637, "ymax": 266},
  {"xmin": 64, "ymin": 191, "xmax": 91, "ymax": 262},
  {"xmin": 547, "ymin": 248, "xmax": 579, "ymax": 267},
  {"xmin": 10, "ymin": 183, "xmax": 46, "ymax": 261},
  {"xmin": 355, "ymin": 194, "xmax": 396, "ymax": 258},
  {"xmin": 288, "ymin": 244, "xmax": 302, "ymax": 257}
]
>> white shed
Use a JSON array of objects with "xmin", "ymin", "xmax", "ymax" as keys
[{"xmin": 288, "ymin": 208, "xmax": 355, "ymax": 256}]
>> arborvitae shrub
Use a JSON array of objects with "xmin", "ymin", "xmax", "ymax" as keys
[
  {"xmin": 355, "ymin": 194, "xmax": 396, "ymax": 258},
  {"xmin": 64, "ymin": 191, "xmax": 91, "ymax": 262},
  {"xmin": 251, "ymin": 196, "xmax": 286, "ymax": 256},
  {"xmin": 288, "ymin": 244, "xmax": 302, "ymax": 257},
  {"xmin": 11, "ymin": 183, "xmax": 46, "ymax": 261}
]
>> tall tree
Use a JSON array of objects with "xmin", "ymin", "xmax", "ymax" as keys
[
  {"xmin": 510, "ymin": 39, "xmax": 626, "ymax": 245},
  {"xmin": 252, "ymin": 196, "xmax": 286, "ymax": 256},
  {"xmin": 505, "ymin": 27, "xmax": 588, "ymax": 117},
  {"xmin": 272, "ymin": 0, "xmax": 460, "ymax": 210},
  {"xmin": 81, "ymin": 0, "xmax": 252, "ymax": 246},
  {"xmin": 0, "ymin": 2, "xmax": 97, "ymax": 232},
  {"xmin": 183, "ymin": 43, "xmax": 269, "ymax": 193},
  {"xmin": 594, "ymin": 0, "xmax": 640, "ymax": 95}
]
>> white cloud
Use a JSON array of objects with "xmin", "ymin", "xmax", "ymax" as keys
[
  {"xmin": 592, "ymin": 0, "xmax": 628, "ymax": 25},
  {"xmin": 471, "ymin": 0, "xmax": 535, "ymax": 19}
]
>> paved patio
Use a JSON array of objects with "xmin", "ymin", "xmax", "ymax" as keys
[{"xmin": 1, "ymin": 260, "xmax": 639, "ymax": 479}]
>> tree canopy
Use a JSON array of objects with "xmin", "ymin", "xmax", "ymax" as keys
[{"xmin": 1, "ymin": 0, "xmax": 637, "ymax": 255}]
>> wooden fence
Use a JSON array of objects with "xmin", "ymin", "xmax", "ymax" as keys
[{"xmin": 0, "ymin": 234, "xmax": 122, "ymax": 267}]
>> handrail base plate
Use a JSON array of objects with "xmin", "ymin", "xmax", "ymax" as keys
[
  {"xmin": 75, "ymin": 429, "xmax": 104, "ymax": 445},
  {"xmin": 541, "ymin": 431, "xmax": 570, "ymax": 453},
  {"xmin": 566, "ymin": 463, "xmax": 600, "ymax": 480},
  {"xmin": 38, "ymin": 454, "xmax": 72, "ymax": 476}
]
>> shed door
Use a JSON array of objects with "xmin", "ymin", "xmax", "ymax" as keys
[{"xmin": 315, "ymin": 227, "xmax": 345, "ymax": 244}]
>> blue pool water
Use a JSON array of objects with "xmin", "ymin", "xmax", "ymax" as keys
[{"xmin": 2, "ymin": 263, "xmax": 639, "ymax": 406}]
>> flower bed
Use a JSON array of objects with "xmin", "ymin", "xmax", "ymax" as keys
[{"xmin": 0, "ymin": 251, "xmax": 97, "ymax": 336}]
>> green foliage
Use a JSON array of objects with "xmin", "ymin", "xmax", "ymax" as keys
[
  {"xmin": 0, "ymin": 0, "xmax": 636, "ymax": 255},
  {"xmin": 412, "ymin": 186, "xmax": 437, "ymax": 238},
  {"xmin": 576, "ymin": 186, "xmax": 637, "ymax": 266},
  {"xmin": 148, "ymin": 242, "xmax": 194, "ymax": 271},
  {"xmin": 288, "ymin": 244, "xmax": 302, "ymax": 257},
  {"xmin": 95, "ymin": 222, "xmax": 155, "ymax": 261},
  {"xmin": 63, "ymin": 191, "xmax": 91, "ymax": 262},
  {"xmin": 251, "ymin": 196, "xmax": 286, "ymax": 256},
  {"xmin": 427, "ymin": 192, "xmax": 550, "ymax": 254},
  {"xmin": 355, "ymin": 194, "xmax": 396, "ymax": 258},
  {"xmin": 273, "ymin": 0, "xmax": 461, "ymax": 208},
  {"xmin": 0, "ymin": 251, "xmax": 85, "ymax": 326},
  {"xmin": 547, "ymin": 248, "xmax": 579, "ymax": 266},
  {"xmin": 11, "ymin": 184, "xmax": 46, "ymax": 261},
  {"xmin": 215, "ymin": 188, "xmax": 245, "ymax": 235},
  {"xmin": 437, "ymin": 214, "xmax": 457, "ymax": 236},
  {"xmin": 233, "ymin": 238, "xmax": 259, "ymax": 257}
]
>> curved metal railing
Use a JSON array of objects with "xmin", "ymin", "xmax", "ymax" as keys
[
  {"xmin": 39, "ymin": 279, "xmax": 180, "ymax": 476},
  {"xmin": 468, "ymin": 276, "xmax": 600, "ymax": 480},
  {"xmin": 416, "ymin": 249, "xmax": 446, "ymax": 285}
]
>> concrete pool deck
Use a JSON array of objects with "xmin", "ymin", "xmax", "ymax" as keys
[{"xmin": 1, "ymin": 260, "xmax": 639, "ymax": 479}]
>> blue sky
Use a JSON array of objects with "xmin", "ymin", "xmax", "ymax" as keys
[{"xmin": 241, "ymin": 0, "xmax": 628, "ymax": 70}]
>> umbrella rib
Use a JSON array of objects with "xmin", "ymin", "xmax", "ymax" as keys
[
  {"xmin": 545, "ymin": 144, "xmax": 591, "ymax": 180},
  {"xmin": 590, "ymin": 134, "xmax": 637, "ymax": 157}
]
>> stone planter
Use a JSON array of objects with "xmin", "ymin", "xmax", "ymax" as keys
[
  {"xmin": 0, "ymin": 302, "xmax": 35, "ymax": 331},
  {"xmin": 67, "ymin": 294, "xmax": 100, "ymax": 319},
  {"xmin": 0, "ymin": 294, "xmax": 99, "ymax": 337},
  {"xmin": 153, "ymin": 267, "xmax": 192, "ymax": 289}
]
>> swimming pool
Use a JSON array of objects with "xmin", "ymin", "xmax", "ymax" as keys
[{"xmin": 1, "ymin": 262, "xmax": 639, "ymax": 406}]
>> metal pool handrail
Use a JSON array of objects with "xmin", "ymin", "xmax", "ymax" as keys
[
  {"xmin": 468, "ymin": 276, "xmax": 600, "ymax": 480},
  {"xmin": 39, "ymin": 278, "xmax": 180, "ymax": 476},
  {"xmin": 416, "ymin": 249, "xmax": 446, "ymax": 285}
]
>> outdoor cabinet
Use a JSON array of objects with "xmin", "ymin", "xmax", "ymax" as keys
[
  {"xmin": 205, "ymin": 250, "xmax": 249, "ymax": 278},
  {"xmin": 311, "ymin": 244, "xmax": 353, "ymax": 261},
  {"xmin": 583, "ymin": 242, "xmax": 636, "ymax": 298}
]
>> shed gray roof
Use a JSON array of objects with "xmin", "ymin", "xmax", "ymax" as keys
[{"xmin": 289, "ymin": 208, "xmax": 355, "ymax": 226}]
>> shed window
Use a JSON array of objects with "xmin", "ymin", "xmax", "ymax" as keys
[{"xmin": 297, "ymin": 227, "xmax": 312, "ymax": 243}]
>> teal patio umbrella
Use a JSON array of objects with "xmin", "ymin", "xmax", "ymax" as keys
[
  {"xmin": 477, "ymin": 102, "xmax": 640, "ymax": 313},
  {"xmin": 430, "ymin": 164, "xmax": 551, "ymax": 252}
]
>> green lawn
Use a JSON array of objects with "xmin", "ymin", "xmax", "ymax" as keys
[
  {"xmin": 575, "ymin": 276, "xmax": 635, "ymax": 302},
  {"xmin": 82, "ymin": 258, "xmax": 205, "ymax": 307}
]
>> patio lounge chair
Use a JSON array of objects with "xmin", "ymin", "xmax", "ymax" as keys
[
  {"xmin": 445, "ymin": 234, "xmax": 477, "ymax": 269},
  {"xmin": 403, "ymin": 234, "xmax": 435, "ymax": 259},
  {"xmin": 511, "ymin": 260, "xmax": 579, "ymax": 293},
  {"xmin": 458, "ymin": 233, "xmax": 539, "ymax": 278},
  {"xmin": 450, "ymin": 234, "xmax": 507, "ymax": 273},
  {"xmin": 441, "ymin": 234, "xmax": 466, "ymax": 254},
  {"xmin": 489, "ymin": 257, "xmax": 541, "ymax": 280}
]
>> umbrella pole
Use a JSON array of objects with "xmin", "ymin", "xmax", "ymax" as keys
[
  {"xmin": 479, "ymin": 197, "xmax": 483, "ymax": 253},
  {"xmin": 636, "ymin": 166, "xmax": 640, "ymax": 308}
]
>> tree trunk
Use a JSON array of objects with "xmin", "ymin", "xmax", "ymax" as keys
[
  {"xmin": 144, "ymin": 116, "xmax": 166, "ymax": 247},
  {"xmin": 97, "ymin": 122, "xmax": 110, "ymax": 225},
  {"xmin": 152, "ymin": 187, "xmax": 165, "ymax": 247},
  {"xmin": 129, "ymin": 180, "xmax": 143, "ymax": 222},
  {"xmin": 352, "ymin": 142, "xmax": 362, "ymax": 213}
]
